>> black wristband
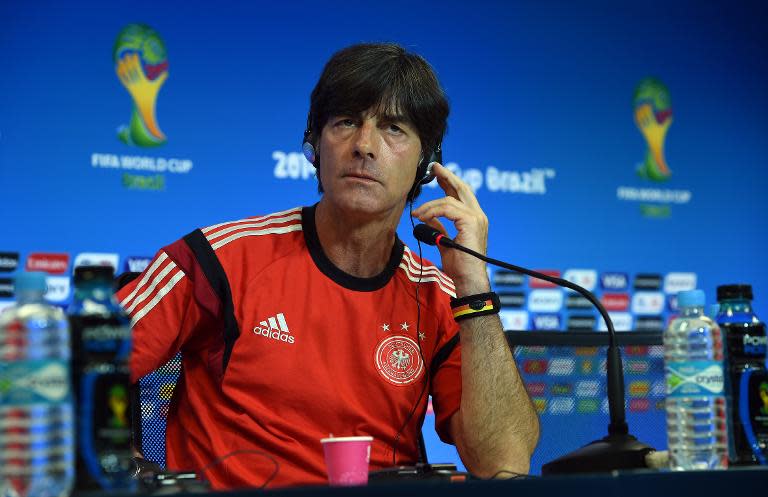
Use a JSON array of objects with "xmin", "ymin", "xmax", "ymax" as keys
[{"xmin": 450, "ymin": 292, "xmax": 501, "ymax": 322}]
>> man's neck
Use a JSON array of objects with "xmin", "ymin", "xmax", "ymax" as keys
[{"xmin": 314, "ymin": 198, "xmax": 404, "ymax": 278}]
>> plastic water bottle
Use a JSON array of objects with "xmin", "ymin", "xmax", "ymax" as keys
[
  {"xmin": 0, "ymin": 272, "xmax": 74, "ymax": 497},
  {"xmin": 716, "ymin": 284, "xmax": 767, "ymax": 465},
  {"xmin": 664, "ymin": 289, "xmax": 728, "ymax": 470},
  {"xmin": 68, "ymin": 266, "xmax": 134, "ymax": 491}
]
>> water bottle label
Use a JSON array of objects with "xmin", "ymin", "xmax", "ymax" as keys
[
  {"xmin": 666, "ymin": 361, "xmax": 724, "ymax": 397},
  {"xmin": 0, "ymin": 359, "xmax": 71, "ymax": 405}
]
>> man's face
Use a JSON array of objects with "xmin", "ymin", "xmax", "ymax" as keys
[{"xmin": 317, "ymin": 109, "xmax": 422, "ymax": 216}]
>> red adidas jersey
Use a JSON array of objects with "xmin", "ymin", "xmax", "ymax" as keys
[{"xmin": 116, "ymin": 205, "xmax": 462, "ymax": 489}]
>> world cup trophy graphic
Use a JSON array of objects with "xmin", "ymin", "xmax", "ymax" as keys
[
  {"xmin": 114, "ymin": 24, "xmax": 168, "ymax": 147},
  {"xmin": 633, "ymin": 78, "xmax": 672, "ymax": 181}
]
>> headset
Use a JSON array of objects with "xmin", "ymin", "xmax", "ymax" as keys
[{"xmin": 302, "ymin": 118, "xmax": 440, "ymax": 202}]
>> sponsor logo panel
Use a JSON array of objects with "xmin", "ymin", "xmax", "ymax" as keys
[
  {"xmin": 0, "ymin": 252, "xmax": 20, "ymax": 272},
  {"xmin": 629, "ymin": 381, "xmax": 650, "ymax": 397},
  {"xmin": 528, "ymin": 289, "xmax": 563, "ymax": 313},
  {"xmin": 26, "ymin": 253, "xmax": 70, "ymax": 275},
  {"xmin": 498, "ymin": 292, "xmax": 526, "ymax": 308},
  {"xmin": 601, "ymin": 272, "xmax": 628, "ymax": 291},
  {"xmin": 532, "ymin": 313, "xmax": 561, "ymax": 331},
  {"xmin": 0, "ymin": 278, "xmax": 14, "ymax": 298},
  {"xmin": 526, "ymin": 382, "xmax": 546, "ymax": 396},
  {"xmin": 550, "ymin": 383, "xmax": 573, "ymax": 396},
  {"xmin": 576, "ymin": 380, "xmax": 601, "ymax": 397},
  {"xmin": 630, "ymin": 399, "xmax": 650, "ymax": 412},
  {"xmin": 0, "ymin": 301, "xmax": 16, "ymax": 314},
  {"xmin": 547, "ymin": 358, "xmax": 575, "ymax": 376},
  {"xmin": 74, "ymin": 253, "xmax": 119, "ymax": 272},
  {"xmin": 567, "ymin": 315, "xmax": 596, "ymax": 331},
  {"xmin": 499, "ymin": 310, "xmax": 529, "ymax": 330},
  {"xmin": 493, "ymin": 270, "xmax": 524, "ymax": 287},
  {"xmin": 523, "ymin": 359, "xmax": 548, "ymax": 375},
  {"xmin": 636, "ymin": 316, "xmax": 664, "ymax": 332},
  {"xmin": 549, "ymin": 397, "xmax": 575, "ymax": 415},
  {"xmin": 566, "ymin": 294, "xmax": 592, "ymax": 310},
  {"xmin": 631, "ymin": 291, "xmax": 665, "ymax": 315},
  {"xmin": 45, "ymin": 277, "xmax": 71, "ymax": 303},
  {"xmin": 563, "ymin": 269, "xmax": 597, "ymax": 292},
  {"xmin": 577, "ymin": 399, "xmax": 599, "ymax": 413},
  {"xmin": 634, "ymin": 273, "xmax": 662, "ymax": 290},
  {"xmin": 529, "ymin": 270, "xmax": 560, "ymax": 288},
  {"xmin": 532, "ymin": 398, "xmax": 547, "ymax": 414},
  {"xmin": 663, "ymin": 272, "xmax": 697, "ymax": 294},
  {"xmin": 124, "ymin": 256, "xmax": 152, "ymax": 273},
  {"xmin": 601, "ymin": 293, "xmax": 629, "ymax": 311},
  {"xmin": 598, "ymin": 312, "xmax": 633, "ymax": 331}
]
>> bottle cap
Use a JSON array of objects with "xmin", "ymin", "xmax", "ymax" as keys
[
  {"xmin": 14, "ymin": 271, "xmax": 47, "ymax": 293},
  {"xmin": 716, "ymin": 284, "xmax": 753, "ymax": 301},
  {"xmin": 74, "ymin": 265, "xmax": 115, "ymax": 285},
  {"xmin": 678, "ymin": 289, "xmax": 705, "ymax": 308}
]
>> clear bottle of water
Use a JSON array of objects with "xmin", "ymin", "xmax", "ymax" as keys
[
  {"xmin": 0, "ymin": 272, "xmax": 74, "ymax": 497},
  {"xmin": 664, "ymin": 289, "xmax": 728, "ymax": 470}
]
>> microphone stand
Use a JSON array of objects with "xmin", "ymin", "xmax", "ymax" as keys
[{"xmin": 414, "ymin": 226, "xmax": 655, "ymax": 474}]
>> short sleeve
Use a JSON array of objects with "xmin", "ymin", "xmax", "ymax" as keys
[{"xmin": 116, "ymin": 249, "xmax": 199, "ymax": 382}]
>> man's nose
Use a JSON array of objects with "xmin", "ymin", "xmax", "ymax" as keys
[{"xmin": 353, "ymin": 119, "xmax": 376, "ymax": 160}]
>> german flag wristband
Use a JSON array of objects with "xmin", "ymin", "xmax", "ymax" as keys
[{"xmin": 450, "ymin": 292, "xmax": 501, "ymax": 322}]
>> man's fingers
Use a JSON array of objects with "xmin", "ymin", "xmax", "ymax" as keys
[
  {"xmin": 433, "ymin": 163, "xmax": 481, "ymax": 210},
  {"xmin": 424, "ymin": 216, "xmax": 447, "ymax": 236},
  {"xmin": 413, "ymin": 196, "xmax": 472, "ymax": 223}
]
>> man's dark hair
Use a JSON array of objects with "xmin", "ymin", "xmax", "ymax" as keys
[{"xmin": 306, "ymin": 43, "xmax": 449, "ymax": 200}]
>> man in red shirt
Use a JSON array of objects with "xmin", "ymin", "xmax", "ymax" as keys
[{"xmin": 118, "ymin": 43, "xmax": 539, "ymax": 488}]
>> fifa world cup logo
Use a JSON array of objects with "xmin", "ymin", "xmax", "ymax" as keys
[
  {"xmin": 633, "ymin": 78, "xmax": 672, "ymax": 181},
  {"xmin": 114, "ymin": 24, "xmax": 169, "ymax": 147}
]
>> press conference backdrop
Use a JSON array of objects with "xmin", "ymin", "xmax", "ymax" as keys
[{"xmin": 1, "ymin": 0, "xmax": 767, "ymax": 475}]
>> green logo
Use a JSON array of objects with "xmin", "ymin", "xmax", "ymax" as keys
[
  {"xmin": 633, "ymin": 78, "xmax": 672, "ymax": 182},
  {"xmin": 114, "ymin": 24, "xmax": 169, "ymax": 147}
]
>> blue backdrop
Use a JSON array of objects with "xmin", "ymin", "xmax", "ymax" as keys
[{"xmin": 1, "ymin": 0, "xmax": 766, "ymax": 476}]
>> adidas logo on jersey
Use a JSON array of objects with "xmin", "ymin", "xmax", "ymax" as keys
[{"xmin": 253, "ymin": 312, "xmax": 295, "ymax": 344}]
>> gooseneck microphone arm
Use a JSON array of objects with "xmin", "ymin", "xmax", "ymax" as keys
[{"xmin": 412, "ymin": 224, "xmax": 628, "ymax": 435}]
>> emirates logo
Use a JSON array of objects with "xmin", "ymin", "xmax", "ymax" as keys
[{"xmin": 374, "ymin": 336, "xmax": 423, "ymax": 386}]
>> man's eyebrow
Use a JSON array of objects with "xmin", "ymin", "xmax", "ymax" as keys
[{"xmin": 377, "ymin": 112, "xmax": 412, "ymax": 124}]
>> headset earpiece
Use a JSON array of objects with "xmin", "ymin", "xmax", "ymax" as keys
[
  {"xmin": 302, "ymin": 128, "xmax": 316, "ymax": 165},
  {"xmin": 408, "ymin": 144, "xmax": 442, "ymax": 201}
]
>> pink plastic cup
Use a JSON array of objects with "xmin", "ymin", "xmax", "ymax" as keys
[{"xmin": 320, "ymin": 436, "xmax": 373, "ymax": 486}]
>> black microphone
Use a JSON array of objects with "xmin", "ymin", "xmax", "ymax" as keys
[
  {"xmin": 412, "ymin": 224, "xmax": 458, "ymax": 248},
  {"xmin": 412, "ymin": 223, "xmax": 655, "ymax": 474}
]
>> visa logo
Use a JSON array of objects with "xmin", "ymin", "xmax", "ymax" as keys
[
  {"xmin": 532, "ymin": 313, "xmax": 561, "ymax": 330},
  {"xmin": 601, "ymin": 272, "xmax": 628, "ymax": 290},
  {"xmin": 124, "ymin": 256, "xmax": 152, "ymax": 273}
]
